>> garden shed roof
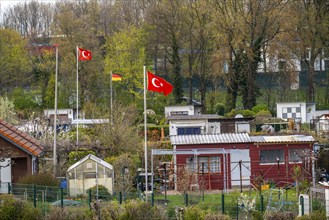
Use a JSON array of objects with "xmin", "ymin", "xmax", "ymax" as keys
[
  {"xmin": 250, "ymin": 135, "xmax": 316, "ymax": 143},
  {"xmin": 0, "ymin": 119, "xmax": 44, "ymax": 156},
  {"xmin": 67, "ymin": 154, "xmax": 113, "ymax": 172},
  {"xmin": 170, "ymin": 133, "xmax": 252, "ymax": 145}
]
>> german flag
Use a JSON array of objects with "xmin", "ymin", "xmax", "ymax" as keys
[{"xmin": 112, "ymin": 73, "xmax": 122, "ymax": 81}]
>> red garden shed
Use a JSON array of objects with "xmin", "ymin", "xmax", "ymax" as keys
[{"xmin": 167, "ymin": 133, "xmax": 315, "ymax": 191}]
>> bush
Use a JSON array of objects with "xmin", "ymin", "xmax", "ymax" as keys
[
  {"xmin": 0, "ymin": 194, "xmax": 42, "ymax": 220},
  {"xmin": 252, "ymin": 104, "xmax": 269, "ymax": 114},
  {"xmin": 264, "ymin": 211, "xmax": 296, "ymax": 220},
  {"xmin": 255, "ymin": 110, "xmax": 272, "ymax": 118},
  {"xmin": 18, "ymin": 173, "xmax": 59, "ymax": 186},
  {"xmin": 101, "ymin": 200, "xmax": 168, "ymax": 220},
  {"xmin": 225, "ymin": 109, "xmax": 255, "ymax": 118},
  {"xmin": 183, "ymin": 206, "xmax": 205, "ymax": 220},
  {"xmin": 46, "ymin": 206, "xmax": 92, "ymax": 220},
  {"xmin": 296, "ymin": 210, "xmax": 326, "ymax": 220},
  {"xmin": 214, "ymin": 103, "xmax": 225, "ymax": 116},
  {"xmin": 87, "ymin": 185, "xmax": 112, "ymax": 200},
  {"xmin": 204, "ymin": 212, "xmax": 231, "ymax": 220}
]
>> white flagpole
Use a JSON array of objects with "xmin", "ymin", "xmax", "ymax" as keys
[
  {"xmin": 143, "ymin": 65, "xmax": 148, "ymax": 194},
  {"xmin": 110, "ymin": 70, "xmax": 113, "ymax": 125},
  {"xmin": 76, "ymin": 46, "xmax": 79, "ymax": 147},
  {"xmin": 53, "ymin": 44, "xmax": 58, "ymax": 175}
]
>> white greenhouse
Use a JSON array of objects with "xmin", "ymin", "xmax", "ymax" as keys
[{"xmin": 66, "ymin": 154, "xmax": 114, "ymax": 196}]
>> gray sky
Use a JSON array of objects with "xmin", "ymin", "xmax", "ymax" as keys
[{"xmin": 0, "ymin": 0, "xmax": 58, "ymax": 12}]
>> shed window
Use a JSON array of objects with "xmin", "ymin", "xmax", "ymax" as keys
[
  {"xmin": 289, "ymin": 149, "xmax": 307, "ymax": 163},
  {"xmin": 186, "ymin": 156, "xmax": 220, "ymax": 173},
  {"xmin": 177, "ymin": 127, "xmax": 201, "ymax": 135},
  {"xmin": 260, "ymin": 150, "xmax": 284, "ymax": 164}
]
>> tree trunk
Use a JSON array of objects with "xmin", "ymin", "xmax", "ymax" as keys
[{"xmin": 307, "ymin": 57, "xmax": 316, "ymax": 102}]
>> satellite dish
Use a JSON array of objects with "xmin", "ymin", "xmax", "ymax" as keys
[{"xmin": 235, "ymin": 114, "xmax": 243, "ymax": 118}]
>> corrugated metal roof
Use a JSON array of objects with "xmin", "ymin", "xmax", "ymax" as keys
[
  {"xmin": 167, "ymin": 114, "xmax": 222, "ymax": 120},
  {"xmin": 170, "ymin": 133, "xmax": 251, "ymax": 145},
  {"xmin": 0, "ymin": 119, "xmax": 44, "ymax": 156},
  {"xmin": 250, "ymin": 135, "xmax": 316, "ymax": 143}
]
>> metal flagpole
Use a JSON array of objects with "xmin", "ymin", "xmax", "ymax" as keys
[
  {"xmin": 143, "ymin": 65, "xmax": 148, "ymax": 195},
  {"xmin": 53, "ymin": 44, "xmax": 58, "ymax": 175},
  {"xmin": 76, "ymin": 46, "xmax": 79, "ymax": 147},
  {"xmin": 110, "ymin": 71, "xmax": 113, "ymax": 125}
]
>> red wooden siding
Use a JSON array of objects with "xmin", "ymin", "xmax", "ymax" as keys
[{"xmin": 176, "ymin": 142, "xmax": 313, "ymax": 190}]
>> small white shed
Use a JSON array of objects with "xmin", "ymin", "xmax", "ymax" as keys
[{"xmin": 66, "ymin": 154, "xmax": 114, "ymax": 197}]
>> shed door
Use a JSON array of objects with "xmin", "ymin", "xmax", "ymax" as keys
[
  {"xmin": 230, "ymin": 150, "xmax": 251, "ymax": 186},
  {"xmin": 221, "ymin": 122, "xmax": 235, "ymax": 133},
  {"xmin": 11, "ymin": 158, "xmax": 28, "ymax": 183}
]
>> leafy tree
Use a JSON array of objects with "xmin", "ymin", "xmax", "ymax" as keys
[
  {"xmin": 9, "ymin": 88, "xmax": 39, "ymax": 119},
  {"xmin": 68, "ymin": 149, "xmax": 96, "ymax": 166},
  {"xmin": 210, "ymin": 0, "xmax": 285, "ymax": 111},
  {"xmin": 0, "ymin": 96, "xmax": 17, "ymax": 124},
  {"xmin": 284, "ymin": 1, "xmax": 329, "ymax": 102},
  {"xmin": 93, "ymin": 102, "xmax": 142, "ymax": 157},
  {"xmin": 107, "ymin": 153, "xmax": 138, "ymax": 193},
  {"xmin": 104, "ymin": 25, "xmax": 147, "ymax": 103},
  {"xmin": 0, "ymin": 28, "xmax": 32, "ymax": 94},
  {"xmin": 150, "ymin": 0, "xmax": 184, "ymax": 104},
  {"xmin": 181, "ymin": 0, "xmax": 214, "ymax": 112}
]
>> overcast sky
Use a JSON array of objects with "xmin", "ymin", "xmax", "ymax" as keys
[{"xmin": 0, "ymin": 0, "xmax": 58, "ymax": 12}]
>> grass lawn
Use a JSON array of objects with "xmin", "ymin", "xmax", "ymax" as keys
[{"xmin": 153, "ymin": 187, "xmax": 300, "ymax": 217}]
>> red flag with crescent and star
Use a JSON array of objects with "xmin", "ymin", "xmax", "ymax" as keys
[
  {"xmin": 147, "ymin": 71, "xmax": 173, "ymax": 96},
  {"xmin": 78, "ymin": 47, "xmax": 92, "ymax": 61}
]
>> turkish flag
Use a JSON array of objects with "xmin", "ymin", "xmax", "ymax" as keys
[
  {"xmin": 147, "ymin": 71, "xmax": 173, "ymax": 96},
  {"xmin": 78, "ymin": 47, "xmax": 92, "ymax": 61}
]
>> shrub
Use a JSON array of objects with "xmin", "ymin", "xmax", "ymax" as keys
[
  {"xmin": 255, "ymin": 110, "xmax": 272, "ymax": 118},
  {"xmin": 214, "ymin": 103, "xmax": 225, "ymax": 116},
  {"xmin": 46, "ymin": 206, "xmax": 92, "ymax": 220},
  {"xmin": 87, "ymin": 185, "xmax": 112, "ymax": 200},
  {"xmin": 264, "ymin": 211, "xmax": 296, "ymax": 220},
  {"xmin": 183, "ymin": 206, "xmax": 205, "ymax": 220},
  {"xmin": 101, "ymin": 200, "xmax": 168, "ymax": 220},
  {"xmin": 296, "ymin": 210, "xmax": 326, "ymax": 220},
  {"xmin": 204, "ymin": 212, "xmax": 231, "ymax": 220},
  {"xmin": 252, "ymin": 104, "xmax": 269, "ymax": 114},
  {"xmin": 0, "ymin": 194, "xmax": 42, "ymax": 220},
  {"xmin": 18, "ymin": 173, "xmax": 59, "ymax": 186}
]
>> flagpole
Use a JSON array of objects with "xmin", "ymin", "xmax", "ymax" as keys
[
  {"xmin": 76, "ymin": 46, "xmax": 79, "ymax": 147},
  {"xmin": 53, "ymin": 44, "xmax": 58, "ymax": 176},
  {"xmin": 110, "ymin": 70, "xmax": 113, "ymax": 125},
  {"xmin": 143, "ymin": 65, "xmax": 148, "ymax": 195}
]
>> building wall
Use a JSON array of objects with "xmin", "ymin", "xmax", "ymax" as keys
[
  {"xmin": 175, "ymin": 142, "xmax": 313, "ymax": 190},
  {"xmin": 0, "ymin": 138, "xmax": 32, "ymax": 183},
  {"xmin": 276, "ymin": 102, "xmax": 316, "ymax": 123},
  {"xmin": 250, "ymin": 143, "xmax": 313, "ymax": 186}
]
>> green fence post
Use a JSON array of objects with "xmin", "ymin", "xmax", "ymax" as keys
[
  {"xmin": 151, "ymin": 192, "xmax": 154, "ymax": 207},
  {"xmin": 89, "ymin": 189, "xmax": 92, "ymax": 211},
  {"xmin": 33, "ymin": 185, "xmax": 37, "ymax": 208},
  {"xmin": 7, "ymin": 183, "xmax": 11, "ymax": 194},
  {"xmin": 60, "ymin": 187, "xmax": 64, "ymax": 208},
  {"xmin": 185, "ymin": 193, "xmax": 188, "ymax": 206},
  {"xmin": 119, "ymin": 192, "xmax": 122, "ymax": 204},
  {"xmin": 260, "ymin": 195, "xmax": 264, "ymax": 212},
  {"xmin": 221, "ymin": 193, "xmax": 225, "ymax": 214},
  {"xmin": 236, "ymin": 202, "xmax": 239, "ymax": 220}
]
